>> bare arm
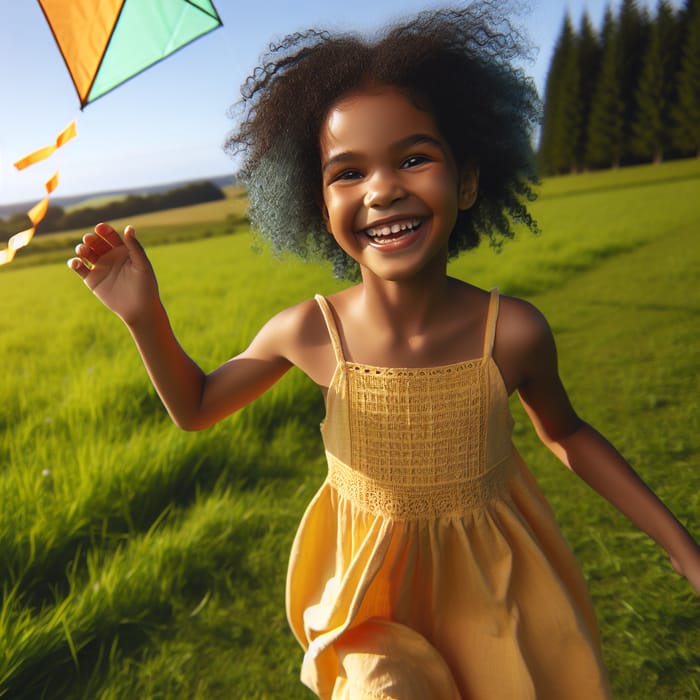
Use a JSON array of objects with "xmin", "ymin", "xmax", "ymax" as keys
[
  {"xmin": 69, "ymin": 223, "xmax": 292, "ymax": 430},
  {"xmin": 505, "ymin": 299, "xmax": 700, "ymax": 594},
  {"xmin": 551, "ymin": 423, "xmax": 700, "ymax": 589}
]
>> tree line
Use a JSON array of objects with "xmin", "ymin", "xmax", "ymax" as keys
[
  {"xmin": 538, "ymin": 0, "xmax": 699, "ymax": 174},
  {"xmin": 0, "ymin": 181, "xmax": 226, "ymax": 237}
]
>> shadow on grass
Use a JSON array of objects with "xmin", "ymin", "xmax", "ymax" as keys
[
  {"xmin": 543, "ymin": 171, "xmax": 700, "ymax": 200},
  {"xmin": 1, "ymin": 503, "xmax": 289, "ymax": 699},
  {"xmin": 1, "ymin": 382, "xmax": 325, "ymax": 614},
  {"xmin": 585, "ymin": 299, "xmax": 700, "ymax": 315}
]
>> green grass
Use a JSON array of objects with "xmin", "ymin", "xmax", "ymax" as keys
[
  {"xmin": 0, "ymin": 158, "xmax": 699, "ymax": 698},
  {"xmin": 502, "ymin": 217, "xmax": 700, "ymax": 698}
]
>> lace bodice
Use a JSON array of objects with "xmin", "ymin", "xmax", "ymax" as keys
[{"xmin": 315, "ymin": 290, "xmax": 515, "ymax": 520}]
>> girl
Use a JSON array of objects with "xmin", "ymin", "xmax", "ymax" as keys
[{"xmin": 68, "ymin": 5, "xmax": 699, "ymax": 699}]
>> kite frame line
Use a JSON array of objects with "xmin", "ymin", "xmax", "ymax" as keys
[{"xmin": 0, "ymin": 121, "xmax": 77, "ymax": 267}]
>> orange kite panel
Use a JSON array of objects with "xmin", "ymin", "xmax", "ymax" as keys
[{"xmin": 38, "ymin": 0, "xmax": 124, "ymax": 105}]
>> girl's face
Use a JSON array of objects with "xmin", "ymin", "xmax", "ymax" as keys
[{"xmin": 319, "ymin": 85, "xmax": 477, "ymax": 282}]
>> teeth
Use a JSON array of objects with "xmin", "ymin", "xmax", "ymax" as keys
[{"xmin": 366, "ymin": 219, "xmax": 421, "ymax": 238}]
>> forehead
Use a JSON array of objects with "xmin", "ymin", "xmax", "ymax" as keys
[{"xmin": 320, "ymin": 86, "xmax": 443, "ymax": 156}]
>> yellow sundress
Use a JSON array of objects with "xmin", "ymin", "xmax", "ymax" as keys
[{"xmin": 286, "ymin": 289, "xmax": 611, "ymax": 699}]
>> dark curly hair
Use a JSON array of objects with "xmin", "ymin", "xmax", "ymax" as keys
[{"xmin": 225, "ymin": 2, "xmax": 541, "ymax": 279}]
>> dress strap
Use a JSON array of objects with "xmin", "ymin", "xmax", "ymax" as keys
[
  {"xmin": 482, "ymin": 287, "xmax": 500, "ymax": 358},
  {"xmin": 314, "ymin": 294, "xmax": 346, "ymax": 365}
]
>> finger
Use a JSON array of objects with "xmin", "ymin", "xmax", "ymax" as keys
[
  {"xmin": 74, "ymin": 242, "xmax": 101, "ymax": 266},
  {"xmin": 67, "ymin": 257, "xmax": 91, "ymax": 279},
  {"xmin": 94, "ymin": 222, "xmax": 123, "ymax": 248},
  {"xmin": 122, "ymin": 225, "xmax": 150, "ymax": 267},
  {"xmin": 81, "ymin": 231, "xmax": 113, "ymax": 256}
]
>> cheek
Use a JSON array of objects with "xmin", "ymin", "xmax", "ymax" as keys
[
  {"xmin": 322, "ymin": 189, "xmax": 354, "ymax": 227},
  {"xmin": 425, "ymin": 176, "xmax": 460, "ymax": 213}
]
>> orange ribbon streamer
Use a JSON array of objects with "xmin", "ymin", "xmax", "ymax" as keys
[
  {"xmin": 1, "ymin": 122, "xmax": 76, "ymax": 266},
  {"xmin": 13, "ymin": 121, "xmax": 77, "ymax": 170}
]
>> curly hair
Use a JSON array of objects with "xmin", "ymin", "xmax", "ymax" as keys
[{"xmin": 225, "ymin": 2, "xmax": 541, "ymax": 279}]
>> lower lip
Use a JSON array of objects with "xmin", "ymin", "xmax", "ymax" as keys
[{"xmin": 365, "ymin": 224, "xmax": 423, "ymax": 252}]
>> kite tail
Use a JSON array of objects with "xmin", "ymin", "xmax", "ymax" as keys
[{"xmin": 1, "ymin": 121, "xmax": 77, "ymax": 266}]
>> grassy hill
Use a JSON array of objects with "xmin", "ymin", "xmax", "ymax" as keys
[
  {"xmin": 0, "ymin": 159, "xmax": 698, "ymax": 698},
  {"xmin": 0, "ymin": 175, "xmax": 236, "ymax": 220},
  {"xmin": 0, "ymin": 184, "xmax": 248, "ymax": 270}
]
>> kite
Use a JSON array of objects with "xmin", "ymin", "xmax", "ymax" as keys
[
  {"xmin": 37, "ymin": 0, "xmax": 223, "ymax": 109},
  {"xmin": 1, "ymin": 0, "xmax": 222, "ymax": 266}
]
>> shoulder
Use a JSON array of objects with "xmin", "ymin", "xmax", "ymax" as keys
[
  {"xmin": 255, "ymin": 297, "xmax": 327, "ymax": 351},
  {"xmin": 266, "ymin": 296, "xmax": 321, "ymax": 330},
  {"xmin": 249, "ymin": 295, "xmax": 340, "ymax": 386},
  {"xmin": 492, "ymin": 293, "xmax": 558, "ymax": 393},
  {"xmin": 497, "ymin": 294, "xmax": 553, "ymax": 349}
]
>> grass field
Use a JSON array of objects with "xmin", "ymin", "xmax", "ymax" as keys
[{"xmin": 0, "ymin": 159, "xmax": 698, "ymax": 698}]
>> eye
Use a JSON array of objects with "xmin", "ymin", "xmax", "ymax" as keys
[
  {"xmin": 328, "ymin": 168, "xmax": 363, "ymax": 184},
  {"xmin": 337, "ymin": 169, "xmax": 362, "ymax": 180},
  {"xmin": 401, "ymin": 155, "xmax": 430, "ymax": 169}
]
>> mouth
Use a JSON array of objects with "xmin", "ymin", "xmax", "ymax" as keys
[{"xmin": 363, "ymin": 218, "xmax": 423, "ymax": 246}]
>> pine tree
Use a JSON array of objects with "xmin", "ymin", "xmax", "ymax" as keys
[
  {"xmin": 586, "ymin": 8, "xmax": 626, "ymax": 168},
  {"xmin": 657, "ymin": 0, "xmax": 689, "ymax": 159},
  {"xmin": 577, "ymin": 12, "xmax": 602, "ymax": 169},
  {"xmin": 672, "ymin": 0, "xmax": 700, "ymax": 155},
  {"xmin": 632, "ymin": 1, "xmax": 678, "ymax": 162},
  {"xmin": 539, "ymin": 15, "xmax": 582, "ymax": 174},
  {"xmin": 539, "ymin": 15, "xmax": 573, "ymax": 173},
  {"xmin": 538, "ymin": 17, "xmax": 563, "ymax": 173},
  {"xmin": 617, "ymin": 0, "xmax": 651, "ymax": 162},
  {"xmin": 555, "ymin": 19, "xmax": 583, "ymax": 173}
]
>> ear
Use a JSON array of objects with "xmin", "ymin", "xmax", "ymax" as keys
[{"xmin": 457, "ymin": 164, "xmax": 479, "ymax": 211}]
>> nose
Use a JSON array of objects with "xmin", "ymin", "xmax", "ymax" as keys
[{"xmin": 363, "ymin": 168, "xmax": 407, "ymax": 209}]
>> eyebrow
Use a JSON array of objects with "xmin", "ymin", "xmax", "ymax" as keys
[{"xmin": 321, "ymin": 134, "xmax": 447, "ymax": 173}]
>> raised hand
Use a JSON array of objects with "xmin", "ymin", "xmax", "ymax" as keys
[{"xmin": 68, "ymin": 223, "xmax": 160, "ymax": 326}]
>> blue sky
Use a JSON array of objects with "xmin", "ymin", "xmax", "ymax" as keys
[{"xmin": 0, "ymin": 0, "xmax": 676, "ymax": 208}]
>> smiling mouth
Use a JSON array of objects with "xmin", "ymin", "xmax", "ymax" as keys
[{"xmin": 363, "ymin": 219, "xmax": 422, "ymax": 245}]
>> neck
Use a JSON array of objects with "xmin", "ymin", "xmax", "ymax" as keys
[{"xmin": 357, "ymin": 257, "xmax": 452, "ymax": 335}]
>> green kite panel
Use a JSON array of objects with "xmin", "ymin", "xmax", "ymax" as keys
[{"xmin": 88, "ymin": 0, "xmax": 222, "ymax": 104}]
